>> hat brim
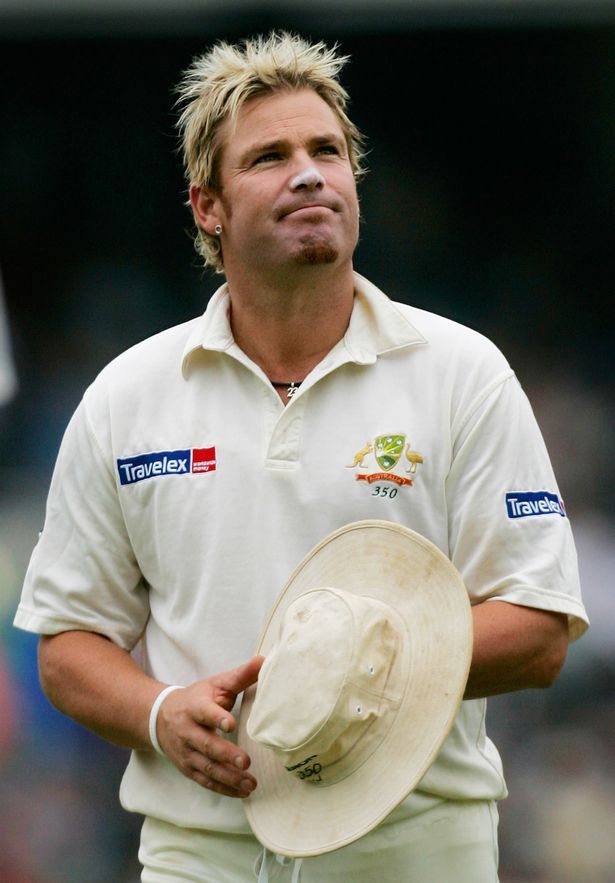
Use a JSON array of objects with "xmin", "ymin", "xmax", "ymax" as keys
[{"xmin": 238, "ymin": 519, "xmax": 472, "ymax": 857}]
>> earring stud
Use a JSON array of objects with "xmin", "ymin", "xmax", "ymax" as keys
[{"xmin": 214, "ymin": 224, "xmax": 222, "ymax": 235}]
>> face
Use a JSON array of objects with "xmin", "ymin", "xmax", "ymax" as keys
[{"xmin": 192, "ymin": 88, "xmax": 360, "ymax": 276}]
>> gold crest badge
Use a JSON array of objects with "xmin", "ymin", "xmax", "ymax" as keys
[{"xmin": 347, "ymin": 433, "xmax": 424, "ymax": 488}]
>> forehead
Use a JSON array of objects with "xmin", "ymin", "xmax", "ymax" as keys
[{"xmin": 219, "ymin": 88, "xmax": 346, "ymax": 156}]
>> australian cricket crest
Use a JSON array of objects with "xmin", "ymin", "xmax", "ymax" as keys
[
  {"xmin": 375, "ymin": 434, "xmax": 405, "ymax": 470},
  {"xmin": 347, "ymin": 432, "xmax": 424, "ymax": 490}
]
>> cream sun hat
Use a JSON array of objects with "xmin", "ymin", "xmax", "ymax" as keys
[{"xmin": 237, "ymin": 519, "xmax": 473, "ymax": 858}]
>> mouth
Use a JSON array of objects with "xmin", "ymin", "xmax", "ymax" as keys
[{"xmin": 279, "ymin": 203, "xmax": 335, "ymax": 221}]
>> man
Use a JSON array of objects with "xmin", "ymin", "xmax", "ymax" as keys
[{"xmin": 15, "ymin": 32, "xmax": 588, "ymax": 882}]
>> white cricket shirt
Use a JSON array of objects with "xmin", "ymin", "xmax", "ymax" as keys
[{"xmin": 15, "ymin": 273, "xmax": 588, "ymax": 833}]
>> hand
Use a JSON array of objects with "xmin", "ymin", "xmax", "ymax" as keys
[{"xmin": 155, "ymin": 655, "xmax": 264, "ymax": 798}]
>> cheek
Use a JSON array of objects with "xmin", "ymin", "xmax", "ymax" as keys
[
  {"xmin": 335, "ymin": 172, "xmax": 360, "ymax": 214},
  {"xmin": 341, "ymin": 186, "xmax": 361, "ymax": 232},
  {"xmin": 231, "ymin": 185, "xmax": 274, "ymax": 229}
]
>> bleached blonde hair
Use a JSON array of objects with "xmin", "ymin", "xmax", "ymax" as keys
[{"xmin": 176, "ymin": 31, "xmax": 366, "ymax": 272}]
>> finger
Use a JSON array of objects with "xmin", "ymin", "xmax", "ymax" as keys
[
  {"xmin": 188, "ymin": 749, "xmax": 256, "ymax": 795},
  {"xmin": 191, "ymin": 694, "xmax": 240, "ymax": 736},
  {"xmin": 194, "ymin": 727, "xmax": 253, "ymax": 772},
  {"xmin": 192, "ymin": 767, "xmax": 255, "ymax": 799}
]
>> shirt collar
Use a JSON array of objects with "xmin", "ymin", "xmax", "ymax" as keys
[
  {"xmin": 343, "ymin": 272, "xmax": 426, "ymax": 364},
  {"xmin": 181, "ymin": 272, "xmax": 427, "ymax": 377},
  {"xmin": 181, "ymin": 284, "xmax": 233, "ymax": 377}
]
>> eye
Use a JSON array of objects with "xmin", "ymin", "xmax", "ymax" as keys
[
  {"xmin": 316, "ymin": 144, "xmax": 340, "ymax": 156},
  {"xmin": 253, "ymin": 151, "xmax": 282, "ymax": 165}
]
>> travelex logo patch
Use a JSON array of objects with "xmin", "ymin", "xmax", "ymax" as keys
[
  {"xmin": 117, "ymin": 447, "xmax": 216, "ymax": 486},
  {"xmin": 506, "ymin": 491, "xmax": 566, "ymax": 519}
]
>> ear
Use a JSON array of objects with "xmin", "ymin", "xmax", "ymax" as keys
[{"xmin": 189, "ymin": 185, "xmax": 222, "ymax": 235}]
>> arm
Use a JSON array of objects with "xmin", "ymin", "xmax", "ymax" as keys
[
  {"xmin": 38, "ymin": 630, "xmax": 263, "ymax": 798},
  {"xmin": 464, "ymin": 600, "xmax": 569, "ymax": 699}
]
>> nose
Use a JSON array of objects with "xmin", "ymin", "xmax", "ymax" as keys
[{"xmin": 289, "ymin": 166, "xmax": 325, "ymax": 191}]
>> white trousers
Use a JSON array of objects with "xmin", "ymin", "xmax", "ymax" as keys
[{"xmin": 140, "ymin": 799, "xmax": 499, "ymax": 882}]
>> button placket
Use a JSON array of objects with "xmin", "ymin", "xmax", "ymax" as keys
[{"xmin": 265, "ymin": 396, "xmax": 306, "ymax": 467}]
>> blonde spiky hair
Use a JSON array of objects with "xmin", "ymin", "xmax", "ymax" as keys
[{"xmin": 176, "ymin": 31, "xmax": 366, "ymax": 272}]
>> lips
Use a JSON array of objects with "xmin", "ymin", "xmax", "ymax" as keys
[{"xmin": 277, "ymin": 201, "xmax": 337, "ymax": 220}]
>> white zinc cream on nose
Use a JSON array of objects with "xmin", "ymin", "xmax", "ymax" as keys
[{"xmin": 290, "ymin": 167, "xmax": 325, "ymax": 189}]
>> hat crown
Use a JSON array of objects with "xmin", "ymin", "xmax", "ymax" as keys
[{"xmin": 247, "ymin": 588, "xmax": 405, "ymax": 785}]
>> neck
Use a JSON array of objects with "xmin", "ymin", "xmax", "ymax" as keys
[{"xmin": 225, "ymin": 263, "xmax": 356, "ymax": 381}]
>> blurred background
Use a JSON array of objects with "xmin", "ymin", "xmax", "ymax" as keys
[{"xmin": 1, "ymin": 1, "xmax": 613, "ymax": 880}]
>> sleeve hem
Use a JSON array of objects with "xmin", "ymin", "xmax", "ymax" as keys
[
  {"xmin": 13, "ymin": 606, "xmax": 138, "ymax": 651},
  {"xmin": 482, "ymin": 591, "xmax": 589, "ymax": 642}
]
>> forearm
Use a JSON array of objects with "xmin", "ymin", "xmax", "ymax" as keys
[
  {"xmin": 38, "ymin": 630, "xmax": 264, "ymax": 798},
  {"xmin": 464, "ymin": 601, "xmax": 569, "ymax": 699},
  {"xmin": 38, "ymin": 630, "xmax": 164, "ymax": 750}
]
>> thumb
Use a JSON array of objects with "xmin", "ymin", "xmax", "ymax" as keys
[{"xmin": 216, "ymin": 655, "xmax": 265, "ymax": 703}]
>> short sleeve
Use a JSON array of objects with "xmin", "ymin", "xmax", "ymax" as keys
[
  {"xmin": 446, "ymin": 373, "xmax": 588, "ymax": 641},
  {"xmin": 14, "ymin": 392, "xmax": 150, "ymax": 650}
]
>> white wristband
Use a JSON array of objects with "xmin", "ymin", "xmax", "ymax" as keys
[{"xmin": 148, "ymin": 685, "xmax": 182, "ymax": 756}]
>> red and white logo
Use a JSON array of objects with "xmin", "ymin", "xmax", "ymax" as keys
[{"xmin": 191, "ymin": 447, "xmax": 217, "ymax": 473}]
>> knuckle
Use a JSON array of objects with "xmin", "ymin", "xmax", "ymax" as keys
[
  {"xmin": 202, "ymin": 758, "xmax": 215, "ymax": 777},
  {"xmin": 201, "ymin": 774, "xmax": 223, "ymax": 795}
]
